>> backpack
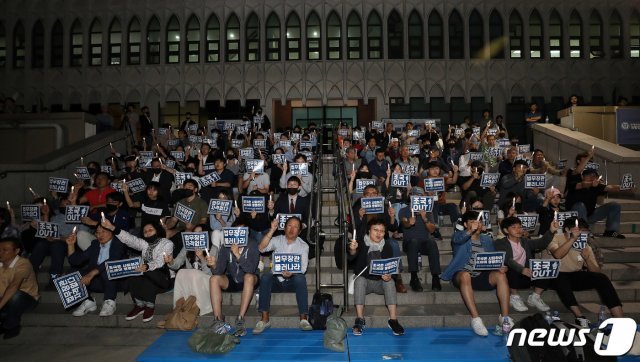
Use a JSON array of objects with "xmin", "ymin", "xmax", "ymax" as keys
[
  {"xmin": 308, "ymin": 291, "xmax": 334, "ymax": 330},
  {"xmin": 323, "ymin": 306, "xmax": 348, "ymax": 352},
  {"xmin": 509, "ymin": 313, "xmax": 616, "ymax": 362},
  {"xmin": 157, "ymin": 295, "xmax": 199, "ymax": 331}
]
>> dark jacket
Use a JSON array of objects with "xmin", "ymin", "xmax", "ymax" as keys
[
  {"xmin": 493, "ymin": 231, "xmax": 555, "ymax": 274},
  {"xmin": 68, "ymin": 237, "xmax": 128, "ymax": 275},
  {"xmin": 347, "ymin": 236, "xmax": 395, "ymax": 280},
  {"xmin": 213, "ymin": 242, "xmax": 260, "ymax": 284}
]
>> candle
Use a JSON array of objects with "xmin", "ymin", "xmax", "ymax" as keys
[
  {"xmin": 235, "ymin": 200, "xmax": 239, "ymax": 208},
  {"xmin": 411, "ymin": 208, "xmax": 415, "ymax": 218},
  {"xmin": 353, "ymin": 228, "xmax": 356, "ymax": 241},
  {"xmin": 598, "ymin": 175, "xmax": 602, "ymax": 181},
  {"xmin": 28, "ymin": 187, "xmax": 36, "ymax": 196},
  {"xmin": 575, "ymin": 219, "xmax": 579, "ymax": 228},
  {"xmin": 352, "ymin": 164, "xmax": 355, "ymax": 172},
  {"xmin": 388, "ymin": 201, "xmax": 392, "ymax": 209},
  {"xmin": 43, "ymin": 199, "xmax": 47, "ymax": 205},
  {"xmin": 101, "ymin": 212, "xmax": 106, "ymax": 222},
  {"xmin": 72, "ymin": 226, "xmax": 77, "ymax": 234},
  {"xmin": 6, "ymin": 201, "xmax": 9, "ymax": 208},
  {"xmin": 204, "ymin": 248, "xmax": 210, "ymax": 257},
  {"xmin": 463, "ymin": 201, "xmax": 466, "ymax": 209},
  {"xmin": 476, "ymin": 211, "xmax": 483, "ymax": 221},
  {"xmin": 269, "ymin": 194, "xmax": 273, "ymax": 202},
  {"xmin": 80, "ymin": 156, "xmax": 84, "ymax": 165},
  {"xmin": 109, "ymin": 142, "xmax": 113, "ymax": 149},
  {"xmin": 554, "ymin": 211, "xmax": 558, "ymax": 221}
]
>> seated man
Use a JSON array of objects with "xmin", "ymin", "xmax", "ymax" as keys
[
  {"xmin": 545, "ymin": 217, "xmax": 626, "ymax": 327},
  {"xmin": 66, "ymin": 225, "xmax": 128, "ymax": 317},
  {"xmin": 399, "ymin": 188, "xmax": 441, "ymax": 292},
  {"xmin": 254, "ymin": 217, "xmax": 311, "ymax": 334},
  {"xmin": 566, "ymin": 168, "xmax": 630, "ymax": 239},
  {"xmin": 209, "ymin": 219, "xmax": 260, "ymax": 337},
  {"xmin": 0, "ymin": 237, "xmax": 39, "ymax": 339},
  {"xmin": 440, "ymin": 211, "xmax": 513, "ymax": 336},
  {"xmin": 348, "ymin": 219, "xmax": 404, "ymax": 336},
  {"xmin": 493, "ymin": 217, "xmax": 557, "ymax": 313}
]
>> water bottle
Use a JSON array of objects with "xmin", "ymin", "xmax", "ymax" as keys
[
  {"xmin": 544, "ymin": 311, "xmax": 553, "ymax": 325},
  {"xmin": 418, "ymin": 255, "xmax": 423, "ymax": 270},
  {"xmin": 598, "ymin": 305, "xmax": 607, "ymax": 325},
  {"xmin": 502, "ymin": 317, "xmax": 512, "ymax": 344},
  {"xmin": 551, "ymin": 310, "xmax": 561, "ymax": 321}
]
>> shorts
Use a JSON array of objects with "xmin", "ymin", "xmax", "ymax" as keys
[
  {"xmin": 451, "ymin": 270, "xmax": 495, "ymax": 291},
  {"xmin": 222, "ymin": 274, "xmax": 258, "ymax": 292}
]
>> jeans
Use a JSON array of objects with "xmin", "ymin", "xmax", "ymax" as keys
[
  {"xmin": 258, "ymin": 272, "xmax": 308, "ymax": 315},
  {"xmin": 0, "ymin": 291, "xmax": 38, "ymax": 329},
  {"xmin": 80, "ymin": 268, "xmax": 123, "ymax": 301},
  {"xmin": 571, "ymin": 202, "xmax": 621, "ymax": 232},
  {"xmin": 402, "ymin": 237, "xmax": 441, "ymax": 274}
]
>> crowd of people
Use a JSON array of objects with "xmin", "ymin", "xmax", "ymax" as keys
[
  {"xmin": 337, "ymin": 116, "xmax": 633, "ymax": 336},
  {"xmin": 0, "ymin": 107, "xmax": 634, "ymax": 342}
]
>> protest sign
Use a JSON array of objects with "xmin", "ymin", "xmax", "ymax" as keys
[
  {"xmin": 272, "ymin": 253, "xmax": 303, "ymax": 274},
  {"xmin": 277, "ymin": 213, "xmax": 302, "ymax": 230},
  {"xmin": 525, "ymin": 174, "xmax": 546, "ymax": 189},
  {"xmin": 21, "ymin": 204, "xmax": 41, "ymax": 221},
  {"xmin": 208, "ymin": 199, "xmax": 232, "ymax": 216},
  {"xmin": 355, "ymin": 179, "xmax": 376, "ymax": 193},
  {"xmin": 424, "ymin": 177, "xmax": 445, "ymax": 192},
  {"xmin": 222, "ymin": 227, "xmax": 250, "ymax": 247},
  {"xmin": 473, "ymin": 251, "xmax": 505, "ymax": 270},
  {"xmin": 410, "ymin": 196, "xmax": 434, "ymax": 212},
  {"xmin": 181, "ymin": 232, "xmax": 210, "ymax": 251},
  {"xmin": 36, "ymin": 222, "xmax": 59, "ymax": 238},
  {"xmin": 241, "ymin": 196, "xmax": 265, "ymax": 213},
  {"xmin": 105, "ymin": 258, "xmax": 143, "ymax": 280},
  {"xmin": 391, "ymin": 173, "xmax": 410, "ymax": 188},
  {"xmin": 480, "ymin": 173, "xmax": 500, "ymax": 188},
  {"xmin": 516, "ymin": 214, "xmax": 539, "ymax": 231},
  {"xmin": 361, "ymin": 197, "xmax": 385, "ymax": 214},
  {"xmin": 290, "ymin": 163, "xmax": 309, "ymax": 176},
  {"xmin": 65, "ymin": 205, "xmax": 89, "ymax": 224},
  {"xmin": 369, "ymin": 257, "xmax": 401, "ymax": 275},
  {"xmin": 530, "ymin": 259, "xmax": 561, "ymax": 280},
  {"xmin": 126, "ymin": 178, "xmax": 146, "ymax": 194},
  {"xmin": 48, "ymin": 177, "xmax": 69, "ymax": 193},
  {"xmin": 246, "ymin": 159, "xmax": 265, "ymax": 173},
  {"xmin": 53, "ymin": 271, "xmax": 88, "ymax": 309},
  {"xmin": 174, "ymin": 203, "xmax": 196, "ymax": 224}
]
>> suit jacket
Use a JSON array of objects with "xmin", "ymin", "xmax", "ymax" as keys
[
  {"xmin": 68, "ymin": 237, "xmax": 128, "ymax": 276},
  {"xmin": 272, "ymin": 193, "xmax": 310, "ymax": 223}
]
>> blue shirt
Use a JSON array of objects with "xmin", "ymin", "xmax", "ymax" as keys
[{"xmin": 98, "ymin": 240, "xmax": 112, "ymax": 264}]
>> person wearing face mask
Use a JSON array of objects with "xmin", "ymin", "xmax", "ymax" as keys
[
  {"xmin": 118, "ymin": 155, "xmax": 143, "ymax": 181},
  {"xmin": 123, "ymin": 182, "xmax": 170, "ymax": 228},
  {"xmin": 497, "ymin": 160, "xmax": 541, "ymax": 212},
  {"xmin": 268, "ymin": 177, "xmax": 310, "ymax": 236},
  {"xmin": 82, "ymin": 192, "xmax": 130, "ymax": 232},
  {"xmin": 279, "ymin": 154, "xmax": 313, "ymax": 197},
  {"xmin": 180, "ymin": 112, "xmax": 197, "ymax": 133},
  {"xmin": 252, "ymin": 107, "xmax": 271, "ymax": 131},
  {"xmin": 348, "ymin": 164, "xmax": 373, "ymax": 203},
  {"xmin": 167, "ymin": 179, "xmax": 209, "ymax": 232},
  {"xmin": 142, "ymin": 158, "xmax": 173, "ymax": 202},
  {"xmin": 100, "ymin": 218, "xmax": 173, "ymax": 323}
]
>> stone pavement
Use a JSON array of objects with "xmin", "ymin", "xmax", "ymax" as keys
[{"xmin": 0, "ymin": 326, "xmax": 164, "ymax": 362}]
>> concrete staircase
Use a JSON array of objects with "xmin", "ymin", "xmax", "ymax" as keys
[{"xmin": 23, "ymin": 155, "xmax": 640, "ymax": 331}]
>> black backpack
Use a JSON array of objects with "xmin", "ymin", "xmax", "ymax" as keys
[
  {"xmin": 509, "ymin": 313, "xmax": 616, "ymax": 362},
  {"xmin": 308, "ymin": 291, "xmax": 335, "ymax": 330}
]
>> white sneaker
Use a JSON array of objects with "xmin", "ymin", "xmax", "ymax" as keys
[
  {"xmin": 99, "ymin": 299, "xmax": 117, "ymax": 317},
  {"xmin": 471, "ymin": 317, "xmax": 488, "ymax": 336},
  {"xmin": 299, "ymin": 319, "xmax": 313, "ymax": 331},
  {"xmin": 72, "ymin": 299, "xmax": 97, "ymax": 317},
  {"xmin": 527, "ymin": 293, "xmax": 550, "ymax": 312},
  {"xmin": 509, "ymin": 295, "xmax": 529, "ymax": 312}
]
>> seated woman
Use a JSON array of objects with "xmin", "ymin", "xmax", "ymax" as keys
[
  {"xmin": 209, "ymin": 190, "xmax": 240, "ymax": 231},
  {"xmin": 209, "ymin": 217, "xmax": 260, "ymax": 337},
  {"xmin": 166, "ymin": 224, "xmax": 218, "ymax": 316},
  {"xmin": 441, "ymin": 211, "xmax": 513, "ymax": 336},
  {"xmin": 544, "ymin": 217, "xmax": 625, "ymax": 328},
  {"xmin": 494, "ymin": 217, "xmax": 558, "ymax": 313},
  {"xmin": 100, "ymin": 218, "xmax": 173, "ymax": 323},
  {"xmin": 347, "ymin": 218, "xmax": 404, "ymax": 336}
]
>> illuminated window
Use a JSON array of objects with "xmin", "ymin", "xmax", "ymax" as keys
[
  {"xmin": 569, "ymin": 10, "xmax": 582, "ymax": 58},
  {"xmin": 225, "ymin": 14, "xmax": 240, "ymax": 62},
  {"xmin": 186, "ymin": 15, "xmax": 200, "ymax": 63},
  {"xmin": 509, "ymin": 11, "xmax": 523, "ymax": 58},
  {"xmin": 307, "ymin": 11, "xmax": 321, "ymax": 60},
  {"xmin": 166, "ymin": 16, "xmax": 180, "ymax": 64},
  {"xmin": 266, "ymin": 12, "xmax": 280, "ymax": 61},
  {"xmin": 109, "ymin": 19, "xmax": 122, "ymax": 65},
  {"xmin": 70, "ymin": 19, "xmax": 83, "ymax": 67},
  {"xmin": 205, "ymin": 15, "xmax": 220, "ymax": 62},
  {"xmin": 529, "ymin": 10, "xmax": 543, "ymax": 58},
  {"xmin": 128, "ymin": 17, "xmax": 141, "ymax": 65},
  {"xmin": 549, "ymin": 10, "xmax": 562, "ymax": 58},
  {"xmin": 286, "ymin": 12, "xmax": 301, "ymax": 60}
]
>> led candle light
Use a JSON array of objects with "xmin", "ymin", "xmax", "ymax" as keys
[
  {"xmin": 512, "ymin": 197, "xmax": 516, "ymax": 209},
  {"xmin": 554, "ymin": 211, "xmax": 558, "ymax": 221},
  {"xmin": 43, "ymin": 199, "xmax": 47, "ymax": 205},
  {"xmin": 204, "ymin": 248, "xmax": 210, "ymax": 257},
  {"xmin": 235, "ymin": 200, "xmax": 239, "ymax": 209},
  {"xmin": 463, "ymin": 201, "xmax": 466, "ymax": 209},
  {"xmin": 80, "ymin": 156, "xmax": 84, "ymax": 165},
  {"xmin": 353, "ymin": 228, "xmax": 356, "ymax": 241},
  {"xmin": 575, "ymin": 219, "xmax": 579, "ymax": 228},
  {"xmin": 388, "ymin": 201, "xmax": 392, "ymax": 209},
  {"xmin": 109, "ymin": 142, "xmax": 113, "ymax": 149},
  {"xmin": 6, "ymin": 201, "xmax": 10, "ymax": 208},
  {"xmin": 28, "ymin": 187, "xmax": 36, "ymax": 196},
  {"xmin": 72, "ymin": 226, "xmax": 77, "ymax": 234},
  {"xmin": 411, "ymin": 208, "xmax": 415, "ymax": 218},
  {"xmin": 101, "ymin": 212, "xmax": 106, "ymax": 222},
  {"xmin": 476, "ymin": 211, "xmax": 483, "ymax": 221}
]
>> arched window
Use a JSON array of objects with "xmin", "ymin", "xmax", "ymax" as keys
[
  {"xmin": 205, "ymin": 15, "xmax": 220, "ymax": 62},
  {"xmin": 449, "ymin": 10, "xmax": 464, "ymax": 59},
  {"xmin": 14, "ymin": 21, "xmax": 25, "ymax": 68},
  {"xmin": 266, "ymin": 12, "xmax": 280, "ymax": 61},
  {"xmin": 32, "ymin": 21, "xmax": 44, "ymax": 68},
  {"xmin": 489, "ymin": 10, "xmax": 504, "ymax": 59},
  {"xmin": 307, "ymin": 11, "xmax": 321, "ymax": 60},
  {"xmin": 407, "ymin": 10, "xmax": 423, "ymax": 59},
  {"xmin": 367, "ymin": 10, "xmax": 382, "ymax": 59},
  {"xmin": 0, "ymin": 22, "xmax": 6, "ymax": 67},
  {"xmin": 529, "ymin": 10, "xmax": 543, "ymax": 58},
  {"xmin": 631, "ymin": 12, "xmax": 640, "ymax": 58},
  {"xmin": 286, "ymin": 12, "xmax": 301, "ymax": 60},
  {"xmin": 428, "ymin": 10, "xmax": 443, "ymax": 59},
  {"xmin": 146, "ymin": 16, "xmax": 160, "ymax": 64},
  {"xmin": 51, "ymin": 20, "xmax": 64, "ymax": 67},
  {"xmin": 387, "ymin": 10, "xmax": 403, "ymax": 59},
  {"xmin": 90, "ymin": 19, "xmax": 102, "ymax": 66},
  {"xmin": 246, "ymin": 13, "xmax": 260, "ymax": 61},
  {"xmin": 326, "ymin": 11, "xmax": 341, "ymax": 60},
  {"xmin": 346, "ymin": 11, "xmax": 361, "ymax": 59},
  {"xmin": 225, "ymin": 14, "xmax": 240, "ymax": 62},
  {"xmin": 70, "ymin": 19, "xmax": 83, "ymax": 67},
  {"xmin": 509, "ymin": 11, "xmax": 523, "ymax": 58},
  {"xmin": 128, "ymin": 17, "xmax": 141, "ymax": 65},
  {"xmin": 469, "ymin": 10, "xmax": 484, "ymax": 58},
  {"xmin": 589, "ymin": 10, "xmax": 603, "ymax": 58},
  {"xmin": 569, "ymin": 10, "xmax": 582, "ymax": 58},
  {"xmin": 166, "ymin": 16, "xmax": 180, "ymax": 63},
  {"xmin": 109, "ymin": 19, "xmax": 122, "ymax": 65},
  {"xmin": 609, "ymin": 10, "xmax": 623, "ymax": 59},
  {"xmin": 186, "ymin": 15, "xmax": 200, "ymax": 63},
  {"xmin": 549, "ymin": 10, "xmax": 562, "ymax": 58}
]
